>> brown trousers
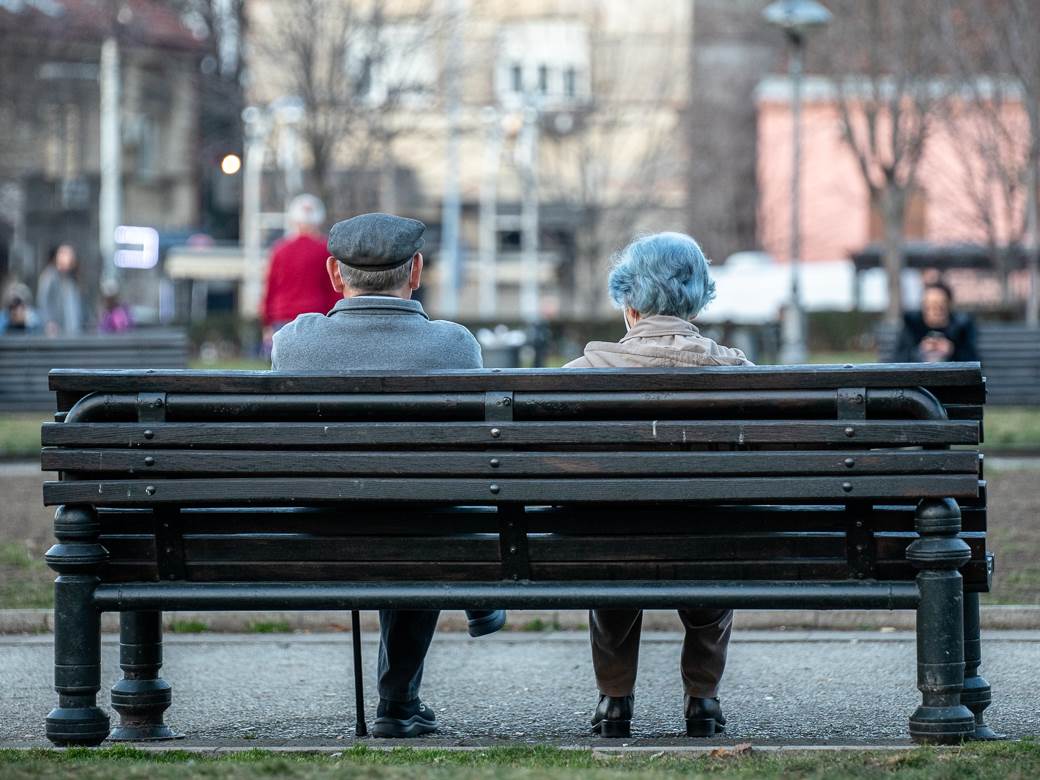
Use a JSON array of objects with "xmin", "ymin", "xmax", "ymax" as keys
[{"xmin": 590, "ymin": 608, "xmax": 733, "ymax": 698}]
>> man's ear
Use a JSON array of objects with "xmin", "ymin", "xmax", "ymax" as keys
[
  {"xmin": 327, "ymin": 257, "xmax": 345, "ymax": 293},
  {"xmin": 409, "ymin": 253, "xmax": 423, "ymax": 291}
]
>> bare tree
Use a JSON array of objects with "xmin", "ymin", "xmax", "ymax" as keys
[
  {"xmin": 0, "ymin": 7, "xmax": 68, "ymax": 178},
  {"xmin": 934, "ymin": 0, "xmax": 1040, "ymax": 323},
  {"xmin": 935, "ymin": 7, "xmax": 1027, "ymax": 304},
  {"xmin": 816, "ymin": 0, "xmax": 948, "ymax": 322},
  {"xmin": 978, "ymin": 0, "xmax": 1040, "ymax": 324},
  {"xmin": 539, "ymin": 19, "xmax": 688, "ymax": 317},
  {"xmin": 686, "ymin": 0, "xmax": 780, "ymax": 263},
  {"xmin": 250, "ymin": 0, "xmax": 440, "ymax": 214}
]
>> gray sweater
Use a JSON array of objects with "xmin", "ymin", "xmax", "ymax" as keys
[{"xmin": 271, "ymin": 295, "xmax": 483, "ymax": 371}]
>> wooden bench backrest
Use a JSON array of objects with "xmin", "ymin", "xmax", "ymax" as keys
[
  {"xmin": 0, "ymin": 331, "xmax": 188, "ymax": 412},
  {"xmin": 42, "ymin": 364, "xmax": 987, "ymax": 589}
]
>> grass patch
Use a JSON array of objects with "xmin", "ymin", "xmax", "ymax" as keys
[
  {"xmin": 0, "ymin": 742, "xmax": 1038, "ymax": 779},
  {"xmin": 167, "ymin": 620, "xmax": 209, "ymax": 634},
  {"xmin": 984, "ymin": 407, "xmax": 1040, "ymax": 451},
  {"xmin": 0, "ymin": 413, "xmax": 45, "ymax": 459},
  {"xmin": 247, "ymin": 620, "xmax": 293, "ymax": 634},
  {"xmin": 0, "ymin": 542, "xmax": 52, "ymax": 609},
  {"xmin": 980, "ymin": 469, "xmax": 1040, "ymax": 605},
  {"xmin": 806, "ymin": 350, "xmax": 876, "ymax": 365},
  {"xmin": 188, "ymin": 358, "xmax": 270, "ymax": 371},
  {"xmin": 517, "ymin": 617, "xmax": 563, "ymax": 632}
]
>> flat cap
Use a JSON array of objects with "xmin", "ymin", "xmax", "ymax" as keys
[{"xmin": 327, "ymin": 212, "xmax": 426, "ymax": 271}]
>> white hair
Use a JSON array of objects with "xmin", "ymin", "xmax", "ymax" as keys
[
  {"xmin": 338, "ymin": 258, "xmax": 414, "ymax": 294},
  {"xmin": 287, "ymin": 194, "xmax": 326, "ymax": 229}
]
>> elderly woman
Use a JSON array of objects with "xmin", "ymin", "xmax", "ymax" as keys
[{"xmin": 566, "ymin": 232, "xmax": 751, "ymax": 739}]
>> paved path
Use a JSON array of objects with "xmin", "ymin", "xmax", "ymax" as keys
[{"xmin": 2, "ymin": 630, "xmax": 1037, "ymax": 747}]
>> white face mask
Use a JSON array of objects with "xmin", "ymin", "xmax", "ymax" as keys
[{"xmin": 623, "ymin": 311, "xmax": 632, "ymax": 332}]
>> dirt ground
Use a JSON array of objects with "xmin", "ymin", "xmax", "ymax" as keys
[{"xmin": 1, "ymin": 465, "xmax": 1037, "ymax": 607}]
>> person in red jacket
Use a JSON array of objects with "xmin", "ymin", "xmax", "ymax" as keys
[{"xmin": 261, "ymin": 194, "xmax": 341, "ymax": 352}]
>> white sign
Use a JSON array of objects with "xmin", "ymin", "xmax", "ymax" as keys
[{"xmin": 113, "ymin": 225, "xmax": 159, "ymax": 269}]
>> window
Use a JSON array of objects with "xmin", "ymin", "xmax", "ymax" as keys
[
  {"xmin": 563, "ymin": 67, "xmax": 577, "ymax": 98},
  {"xmin": 496, "ymin": 21, "xmax": 589, "ymax": 105},
  {"xmin": 135, "ymin": 115, "xmax": 161, "ymax": 181},
  {"xmin": 41, "ymin": 101, "xmax": 84, "ymax": 181}
]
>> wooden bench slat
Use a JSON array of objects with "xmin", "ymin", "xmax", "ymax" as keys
[
  {"xmin": 184, "ymin": 535, "xmax": 503, "ymax": 562},
  {"xmin": 44, "ymin": 474, "xmax": 980, "ymax": 506},
  {"xmin": 185, "ymin": 561, "xmax": 506, "ymax": 581},
  {"xmin": 42, "ymin": 420, "xmax": 980, "ymax": 448},
  {"xmin": 92, "ymin": 504, "xmax": 985, "ymax": 535},
  {"xmin": 45, "ymin": 449, "xmax": 981, "ymax": 476},
  {"xmin": 47, "ymin": 364, "xmax": 985, "ymax": 394},
  {"xmin": 99, "ymin": 531, "xmax": 988, "ymax": 564},
  {"xmin": 94, "ymin": 560, "xmax": 989, "ymax": 589}
]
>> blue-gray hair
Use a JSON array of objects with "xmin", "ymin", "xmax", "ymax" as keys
[{"xmin": 607, "ymin": 232, "xmax": 716, "ymax": 319}]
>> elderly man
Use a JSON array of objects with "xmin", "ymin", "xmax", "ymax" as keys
[{"xmin": 272, "ymin": 212, "xmax": 505, "ymax": 737}]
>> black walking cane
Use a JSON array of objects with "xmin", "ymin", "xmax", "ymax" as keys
[{"xmin": 352, "ymin": 610, "xmax": 368, "ymax": 736}]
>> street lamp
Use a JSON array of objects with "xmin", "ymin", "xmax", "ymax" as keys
[{"xmin": 763, "ymin": 0, "xmax": 832, "ymax": 364}]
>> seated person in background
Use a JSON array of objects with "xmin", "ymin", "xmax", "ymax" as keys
[
  {"xmin": 98, "ymin": 279, "xmax": 134, "ymax": 334},
  {"xmin": 0, "ymin": 283, "xmax": 42, "ymax": 334},
  {"xmin": 271, "ymin": 212, "xmax": 505, "ymax": 738},
  {"xmin": 566, "ymin": 231, "xmax": 751, "ymax": 739},
  {"xmin": 891, "ymin": 281, "xmax": 978, "ymax": 363}
]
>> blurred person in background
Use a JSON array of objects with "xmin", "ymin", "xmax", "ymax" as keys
[
  {"xmin": 0, "ymin": 282, "xmax": 42, "ymax": 334},
  {"xmin": 891, "ymin": 280, "xmax": 978, "ymax": 363},
  {"xmin": 565, "ymin": 232, "xmax": 750, "ymax": 739},
  {"xmin": 261, "ymin": 194, "xmax": 340, "ymax": 354},
  {"xmin": 37, "ymin": 243, "xmax": 84, "ymax": 336},
  {"xmin": 97, "ymin": 279, "xmax": 134, "ymax": 334}
]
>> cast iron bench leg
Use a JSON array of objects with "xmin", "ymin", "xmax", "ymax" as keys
[
  {"xmin": 109, "ymin": 611, "xmax": 179, "ymax": 740},
  {"xmin": 44, "ymin": 506, "xmax": 110, "ymax": 746},
  {"xmin": 961, "ymin": 591, "xmax": 1003, "ymax": 739},
  {"xmin": 352, "ymin": 610, "xmax": 368, "ymax": 737},
  {"xmin": 906, "ymin": 498, "xmax": 976, "ymax": 745}
]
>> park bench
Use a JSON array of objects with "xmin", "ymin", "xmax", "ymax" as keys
[
  {"xmin": 0, "ymin": 330, "xmax": 188, "ymax": 412},
  {"xmin": 877, "ymin": 323, "xmax": 1040, "ymax": 406},
  {"xmin": 40, "ymin": 363, "xmax": 995, "ymax": 746}
]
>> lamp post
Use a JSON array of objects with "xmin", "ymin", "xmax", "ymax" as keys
[
  {"xmin": 518, "ymin": 98, "xmax": 541, "ymax": 324},
  {"xmin": 763, "ymin": 0, "xmax": 832, "ymax": 364},
  {"xmin": 239, "ymin": 105, "xmax": 270, "ymax": 321}
]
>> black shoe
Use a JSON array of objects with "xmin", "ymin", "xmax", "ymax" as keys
[
  {"xmin": 466, "ymin": 609, "xmax": 507, "ymax": 637},
  {"xmin": 371, "ymin": 699, "xmax": 437, "ymax": 738},
  {"xmin": 591, "ymin": 694, "xmax": 633, "ymax": 738},
  {"xmin": 685, "ymin": 696, "xmax": 725, "ymax": 737}
]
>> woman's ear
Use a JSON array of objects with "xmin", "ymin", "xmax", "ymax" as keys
[{"xmin": 327, "ymin": 257, "xmax": 345, "ymax": 293}]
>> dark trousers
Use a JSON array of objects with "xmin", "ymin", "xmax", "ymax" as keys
[
  {"xmin": 377, "ymin": 609, "xmax": 440, "ymax": 702},
  {"xmin": 590, "ymin": 608, "xmax": 733, "ymax": 698},
  {"xmin": 376, "ymin": 609, "xmax": 500, "ymax": 702}
]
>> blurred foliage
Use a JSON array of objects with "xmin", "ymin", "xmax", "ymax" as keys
[
  {"xmin": 0, "ymin": 542, "xmax": 52, "ymax": 609},
  {"xmin": 0, "ymin": 414, "xmax": 44, "ymax": 458}
]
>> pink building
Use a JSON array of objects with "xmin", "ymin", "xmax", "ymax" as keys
[{"xmin": 756, "ymin": 75, "xmax": 1030, "ymax": 265}]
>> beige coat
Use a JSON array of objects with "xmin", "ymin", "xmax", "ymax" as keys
[
  {"xmin": 566, "ymin": 312, "xmax": 747, "ymax": 699},
  {"xmin": 564, "ymin": 314, "xmax": 753, "ymax": 368}
]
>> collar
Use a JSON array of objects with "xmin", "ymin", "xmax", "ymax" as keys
[
  {"xmin": 328, "ymin": 296, "xmax": 430, "ymax": 319},
  {"xmin": 619, "ymin": 314, "xmax": 700, "ymax": 342}
]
